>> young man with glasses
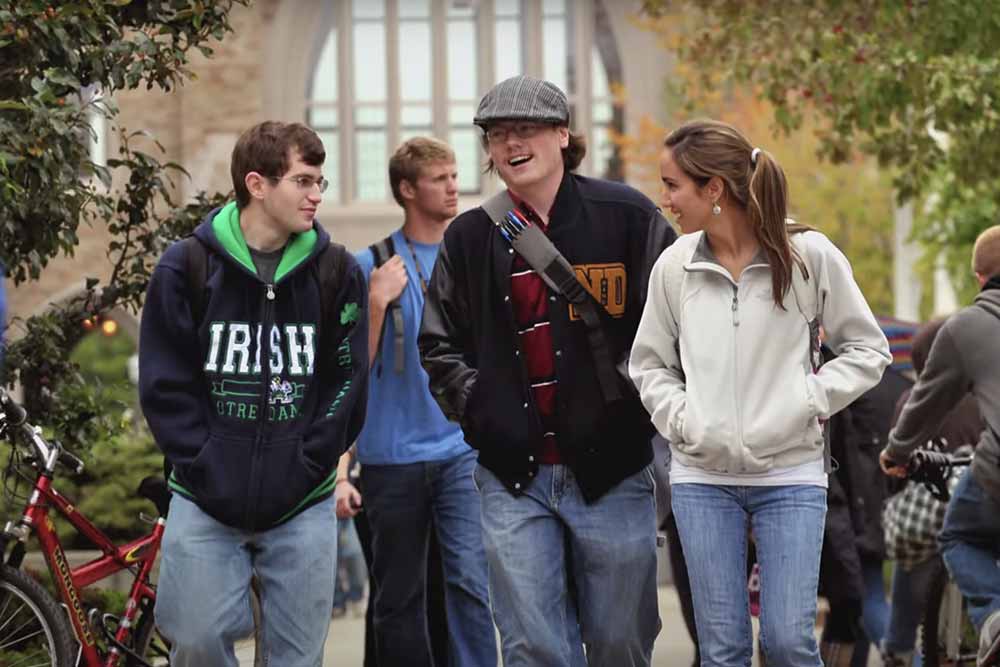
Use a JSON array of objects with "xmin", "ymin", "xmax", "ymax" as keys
[
  {"xmin": 334, "ymin": 137, "xmax": 496, "ymax": 666},
  {"xmin": 419, "ymin": 75, "xmax": 676, "ymax": 666},
  {"xmin": 139, "ymin": 121, "xmax": 368, "ymax": 666}
]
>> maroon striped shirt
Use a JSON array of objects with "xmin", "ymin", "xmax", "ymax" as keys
[{"xmin": 508, "ymin": 197, "xmax": 562, "ymax": 464}]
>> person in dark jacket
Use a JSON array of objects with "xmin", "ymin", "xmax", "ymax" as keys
[
  {"xmin": 882, "ymin": 224, "xmax": 1000, "ymax": 667},
  {"xmin": 139, "ymin": 121, "xmax": 368, "ymax": 667},
  {"xmin": 419, "ymin": 75, "xmax": 675, "ymax": 666},
  {"xmin": 818, "ymin": 347, "xmax": 912, "ymax": 667}
]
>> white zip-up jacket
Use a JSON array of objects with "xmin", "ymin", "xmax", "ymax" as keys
[{"xmin": 629, "ymin": 230, "xmax": 890, "ymax": 474}]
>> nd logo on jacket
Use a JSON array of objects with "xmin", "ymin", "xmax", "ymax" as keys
[
  {"xmin": 202, "ymin": 322, "xmax": 317, "ymax": 423},
  {"xmin": 569, "ymin": 263, "xmax": 627, "ymax": 320}
]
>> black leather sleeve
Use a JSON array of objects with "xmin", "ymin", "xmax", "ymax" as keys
[{"xmin": 418, "ymin": 237, "xmax": 478, "ymax": 423}]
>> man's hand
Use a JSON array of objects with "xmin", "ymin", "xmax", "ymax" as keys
[
  {"xmin": 879, "ymin": 448, "xmax": 909, "ymax": 479},
  {"xmin": 334, "ymin": 480, "xmax": 363, "ymax": 518},
  {"xmin": 369, "ymin": 255, "xmax": 408, "ymax": 310}
]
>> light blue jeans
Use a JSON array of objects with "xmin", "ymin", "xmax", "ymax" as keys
[
  {"xmin": 474, "ymin": 463, "xmax": 661, "ymax": 667},
  {"xmin": 939, "ymin": 468, "xmax": 1000, "ymax": 630},
  {"xmin": 155, "ymin": 494, "xmax": 337, "ymax": 667},
  {"xmin": 671, "ymin": 483, "xmax": 827, "ymax": 667}
]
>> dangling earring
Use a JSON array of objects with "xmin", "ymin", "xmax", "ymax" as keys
[{"xmin": 712, "ymin": 202, "xmax": 722, "ymax": 216}]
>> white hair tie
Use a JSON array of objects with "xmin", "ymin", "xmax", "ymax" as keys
[{"xmin": 751, "ymin": 147, "xmax": 762, "ymax": 167}]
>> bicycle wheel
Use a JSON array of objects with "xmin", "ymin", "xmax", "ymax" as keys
[
  {"xmin": 922, "ymin": 570, "xmax": 979, "ymax": 667},
  {"xmin": 129, "ymin": 586, "xmax": 264, "ymax": 667},
  {"xmin": 0, "ymin": 565, "xmax": 77, "ymax": 666},
  {"xmin": 128, "ymin": 607, "xmax": 170, "ymax": 666}
]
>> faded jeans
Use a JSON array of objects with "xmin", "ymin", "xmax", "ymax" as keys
[
  {"xmin": 939, "ymin": 468, "xmax": 1000, "ymax": 630},
  {"xmin": 671, "ymin": 483, "xmax": 827, "ymax": 667},
  {"xmin": 155, "ymin": 494, "xmax": 337, "ymax": 667},
  {"xmin": 475, "ymin": 463, "xmax": 661, "ymax": 667}
]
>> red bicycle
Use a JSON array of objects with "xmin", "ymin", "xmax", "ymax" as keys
[{"xmin": 0, "ymin": 386, "xmax": 171, "ymax": 666}]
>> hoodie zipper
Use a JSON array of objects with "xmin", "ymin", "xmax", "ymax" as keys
[
  {"xmin": 731, "ymin": 284, "xmax": 744, "ymax": 471},
  {"xmin": 244, "ymin": 281, "xmax": 277, "ymax": 530}
]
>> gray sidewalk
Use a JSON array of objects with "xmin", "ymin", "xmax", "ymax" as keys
[
  {"xmin": 316, "ymin": 585, "xmax": 699, "ymax": 666},
  {"xmin": 311, "ymin": 585, "xmax": 880, "ymax": 666}
]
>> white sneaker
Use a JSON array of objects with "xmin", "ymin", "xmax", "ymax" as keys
[{"xmin": 979, "ymin": 610, "xmax": 1000, "ymax": 667}]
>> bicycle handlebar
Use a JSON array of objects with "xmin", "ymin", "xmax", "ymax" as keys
[
  {"xmin": 905, "ymin": 449, "xmax": 973, "ymax": 503},
  {"xmin": 0, "ymin": 387, "xmax": 85, "ymax": 476}
]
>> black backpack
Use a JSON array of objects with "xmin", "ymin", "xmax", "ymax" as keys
[
  {"xmin": 180, "ymin": 235, "xmax": 350, "ymax": 333},
  {"xmin": 368, "ymin": 235, "xmax": 404, "ymax": 376}
]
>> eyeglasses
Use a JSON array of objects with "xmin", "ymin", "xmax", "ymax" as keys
[
  {"xmin": 270, "ymin": 175, "xmax": 330, "ymax": 193},
  {"xmin": 484, "ymin": 122, "xmax": 550, "ymax": 144}
]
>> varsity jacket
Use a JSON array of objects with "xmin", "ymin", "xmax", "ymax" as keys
[
  {"xmin": 139, "ymin": 203, "xmax": 369, "ymax": 530},
  {"xmin": 418, "ymin": 172, "xmax": 676, "ymax": 502},
  {"xmin": 887, "ymin": 277, "xmax": 1000, "ymax": 502}
]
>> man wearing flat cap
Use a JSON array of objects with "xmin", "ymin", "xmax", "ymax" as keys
[{"xmin": 419, "ymin": 75, "xmax": 676, "ymax": 666}]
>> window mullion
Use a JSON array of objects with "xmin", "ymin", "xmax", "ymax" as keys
[
  {"xmin": 386, "ymin": 0, "xmax": 401, "ymax": 165},
  {"xmin": 574, "ymin": 0, "xmax": 594, "ymax": 175},
  {"xmin": 523, "ymin": 0, "xmax": 543, "ymax": 77},
  {"xmin": 431, "ymin": 0, "xmax": 448, "ymax": 140},
  {"xmin": 337, "ymin": 0, "xmax": 355, "ymax": 205}
]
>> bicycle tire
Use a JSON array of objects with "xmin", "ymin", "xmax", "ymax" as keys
[
  {"xmin": 127, "ymin": 607, "xmax": 170, "ymax": 666},
  {"xmin": 922, "ymin": 569, "xmax": 979, "ymax": 667},
  {"xmin": 128, "ymin": 586, "xmax": 265, "ymax": 667},
  {"xmin": 0, "ymin": 565, "xmax": 77, "ymax": 666}
]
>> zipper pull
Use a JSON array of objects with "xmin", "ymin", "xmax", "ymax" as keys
[
  {"xmin": 266, "ymin": 284, "xmax": 275, "ymax": 301},
  {"xmin": 731, "ymin": 295, "xmax": 739, "ymax": 326}
]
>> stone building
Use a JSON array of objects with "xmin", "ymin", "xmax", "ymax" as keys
[{"xmin": 6, "ymin": 0, "xmax": 673, "ymax": 334}]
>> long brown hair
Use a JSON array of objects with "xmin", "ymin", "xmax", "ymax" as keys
[{"xmin": 664, "ymin": 119, "xmax": 806, "ymax": 308}]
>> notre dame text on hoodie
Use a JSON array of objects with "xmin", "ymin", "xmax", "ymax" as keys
[{"xmin": 139, "ymin": 203, "xmax": 369, "ymax": 531}]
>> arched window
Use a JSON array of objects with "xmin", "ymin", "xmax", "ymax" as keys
[{"xmin": 306, "ymin": 0, "xmax": 624, "ymax": 206}]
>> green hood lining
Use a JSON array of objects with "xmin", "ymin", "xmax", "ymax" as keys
[{"xmin": 211, "ymin": 201, "xmax": 318, "ymax": 283}]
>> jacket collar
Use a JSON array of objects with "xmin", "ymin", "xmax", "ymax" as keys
[
  {"xmin": 490, "ymin": 171, "xmax": 583, "ymax": 295},
  {"xmin": 193, "ymin": 202, "xmax": 329, "ymax": 284}
]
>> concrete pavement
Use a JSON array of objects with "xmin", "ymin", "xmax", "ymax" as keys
[
  {"xmin": 315, "ymin": 585, "xmax": 700, "ymax": 667},
  {"xmin": 236, "ymin": 585, "xmax": 880, "ymax": 665}
]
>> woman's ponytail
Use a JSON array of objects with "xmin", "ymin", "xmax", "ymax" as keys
[{"xmin": 747, "ymin": 149, "xmax": 804, "ymax": 308}]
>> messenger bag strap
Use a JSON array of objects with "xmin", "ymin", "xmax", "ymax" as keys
[{"xmin": 480, "ymin": 192, "xmax": 623, "ymax": 405}]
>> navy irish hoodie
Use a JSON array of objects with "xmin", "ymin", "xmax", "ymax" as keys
[{"xmin": 139, "ymin": 203, "xmax": 369, "ymax": 530}]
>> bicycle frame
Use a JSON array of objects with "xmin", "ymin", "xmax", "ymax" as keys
[{"xmin": 4, "ymin": 467, "xmax": 165, "ymax": 667}]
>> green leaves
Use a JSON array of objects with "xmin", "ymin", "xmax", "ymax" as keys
[
  {"xmin": 644, "ymin": 0, "xmax": 1000, "ymax": 301},
  {"xmin": 0, "ymin": 0, "xmax": 245, "ymax": 451}
]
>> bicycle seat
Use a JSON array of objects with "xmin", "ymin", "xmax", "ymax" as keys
[{"xmin": 137, "ymin": 476, "xmax": 171, "ymax": 517}]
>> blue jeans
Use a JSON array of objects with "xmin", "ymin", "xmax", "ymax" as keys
[
  {"xmin": 334, "ymin": 518, "xmax": 367, "ymax": 608},
  {"xmin": 475, "ymin": 463, "xmax": 661, "ymax": 667},
  {"xmin": 939, "ymin": 468, "xmax": 1000, "ymax": 630},
  {"xmin": 854, "ymin": 555, "xmax": 889, "ymax": 666},
  {"xmin": 155, "ymin": 494, "xmax": 337, "ymax": 667},
  {"xmin": 884, "ymin": 556, "xmax": 942, "ymax": 665},
  {"xmin": 671, "ymin": 483, "xmax": 827, "ymax": 667},
  {"xmin": 362, "ymin": 449, "xmax": 495, "ymax": 667}
]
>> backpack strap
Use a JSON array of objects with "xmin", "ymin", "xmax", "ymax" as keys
[
  {"xmin": 788, "ymin": 229, "xmax": 822, "ymax": 371},
  {"xmin": 367, "ymin": 236, "xmax": 404, "ymax": 375},
  {"xmin": 182, "ymin": 235, "xmax": 209, "ymax": 327},
  {"xmin": 317, "ymin": 241, "xmax": 351, "ymax": 335},
  {"xmin": 663, "ymin": 235, "xmax": 696, "ymax": 336},
  {"xmin": 787, "ymin": 227, "xmax": 836, "ymax": 472}
]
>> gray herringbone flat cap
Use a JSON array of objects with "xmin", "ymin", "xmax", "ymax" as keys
[{"xmin": 473, "ymin": 75, "xmax": 569, "ymax": 127}]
